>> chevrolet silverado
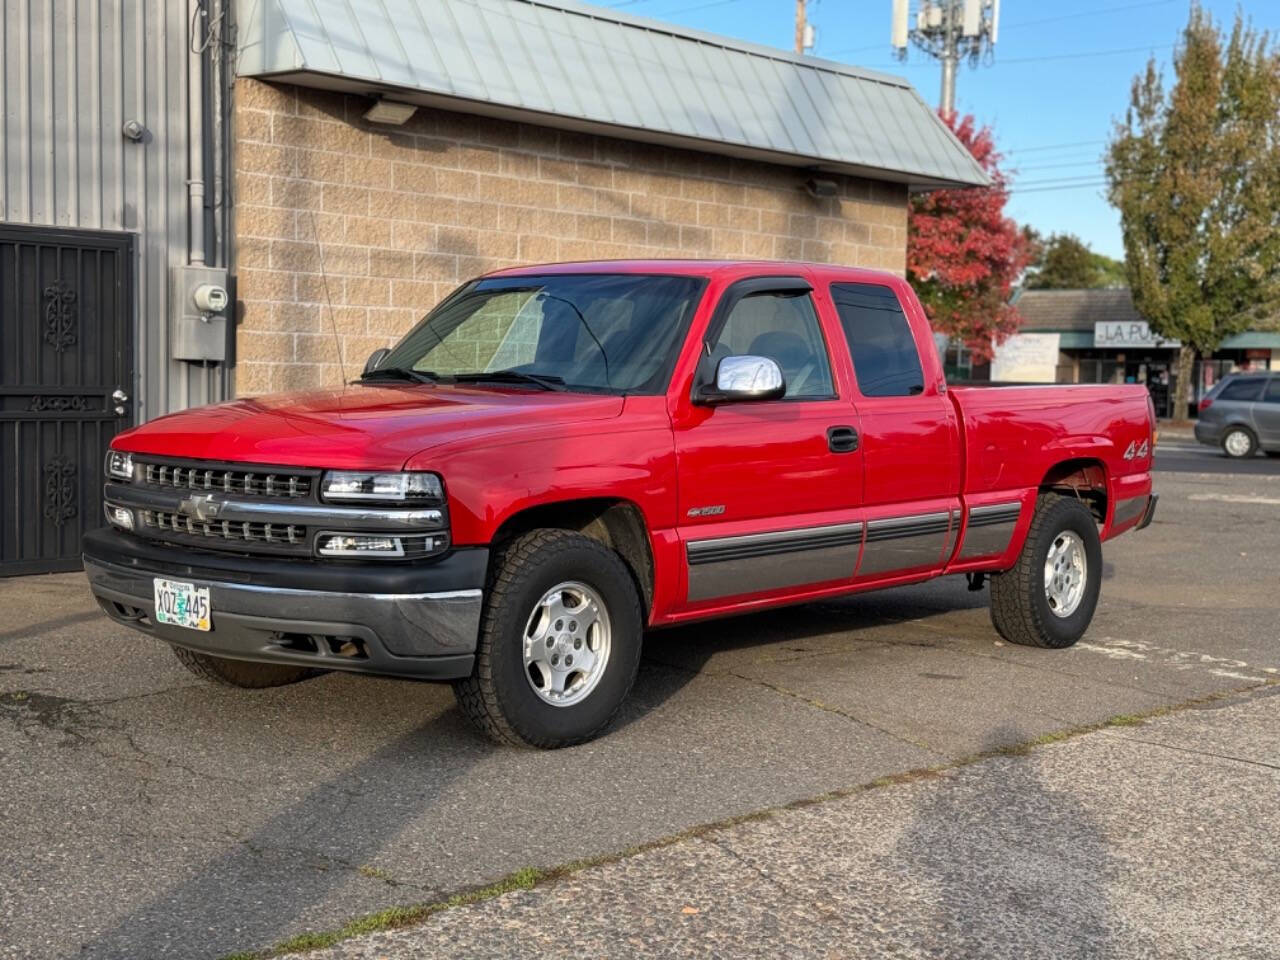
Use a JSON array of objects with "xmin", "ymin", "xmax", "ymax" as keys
[{"xmin": 85, "ymin": 261, "xmax": 1157, "ymax": 747}]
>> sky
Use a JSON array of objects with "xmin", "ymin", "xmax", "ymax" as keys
[{"xmin": 593, "ymin": 0, "xmax": 1280, "ymax": 259}]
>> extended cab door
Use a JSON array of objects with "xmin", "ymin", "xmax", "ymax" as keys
[
  {"xmin": 825, "ymin": 281, "xmax": 962, "ymax": 581},
  {"xmin": 671, "ymin": 276, "xmax": 864, "ymax": 607}
]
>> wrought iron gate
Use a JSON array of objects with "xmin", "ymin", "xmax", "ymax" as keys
[{"xmin": 1, "ymin": 225, "xmax": 134, "ymax": 575}]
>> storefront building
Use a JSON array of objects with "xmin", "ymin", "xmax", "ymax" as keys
[
  {"xmin": 2, "ymin": 0, "xmax": 985, "ymax": 574},
  {"xmin": 989, "ymin": 289, "xmax": 1280, "ymax": 419}
]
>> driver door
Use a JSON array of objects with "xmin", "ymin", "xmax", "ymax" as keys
[{"xmin": 671, "ymin": 277, "xmax": 863, "ymax": 607}]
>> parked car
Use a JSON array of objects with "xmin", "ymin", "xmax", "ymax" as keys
[
  {"xmin": 84, "ymin": 261, "xmax": 1157, "ymax": 748},
  {"xmin": 1194, "ymin": 372, "xmax": 1280, "ymax": 458}
]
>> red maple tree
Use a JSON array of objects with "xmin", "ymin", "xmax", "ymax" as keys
[{"xmin": 908, "ymin": 113, "xmax": 1034, "ymax": 361}]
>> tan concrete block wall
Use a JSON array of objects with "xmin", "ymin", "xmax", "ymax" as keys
[{"xmin": 233, "ymin": 80, "xmax": 908, "ymax": 393}]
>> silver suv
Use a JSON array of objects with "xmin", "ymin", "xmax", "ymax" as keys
[{"xmin": 1194, "ymin": 373, "xmax": 1280, "ymax": 458}]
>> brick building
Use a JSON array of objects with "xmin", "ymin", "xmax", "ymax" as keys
[
  {"xmin": 1, "ymin": 0, "xmax": 983, "ymax": 574},
  {"xmin": 232, "ymin": 0, "xmax": 986, "ymax": 393}
]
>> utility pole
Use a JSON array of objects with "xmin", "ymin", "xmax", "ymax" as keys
[
  {"xmin": 891, "ymin": 0, "xmax": 999, "ymax": 115},
  {"xmin": 795, "ymin": 0, "xmax": 815, "ymax": 55}
]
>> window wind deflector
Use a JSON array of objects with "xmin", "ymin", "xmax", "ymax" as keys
[
  {"xmin": 452, "ymin": 370, "xmax": 567, "ymax": 391},
  {"xmin": 358, "ymin": 367, "xmax": 439, "ymax": 384}
]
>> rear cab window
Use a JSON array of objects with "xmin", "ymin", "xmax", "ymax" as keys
[{"xmin": 830, "ymin": 283, "xmax": 925, "ymax": 397}]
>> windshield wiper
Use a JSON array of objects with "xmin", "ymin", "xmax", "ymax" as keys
[
  {"xmin": 358, "ymin": 366, "xmax": 439, "ymax": 384},
  {"xmin": 452, "ymin": 370, "xmax": 567, "ymax": 391}
]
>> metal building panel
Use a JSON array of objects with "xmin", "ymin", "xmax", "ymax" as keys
[
  {"xmin": 2, "ymin": 0, "xmax": 229, "ymax": 421},
  {"xmin": 234, "ymin": 0, "xmax": 989, "ymax": 188}
]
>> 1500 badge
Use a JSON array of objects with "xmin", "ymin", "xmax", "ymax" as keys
[{"xmin": 687, "ymin": 505, "xmax": 726, "ymax": 517}]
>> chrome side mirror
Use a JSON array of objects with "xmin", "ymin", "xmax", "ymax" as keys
[
  {"xmin": 695, "ymin": 355, "xmax": 786, "ymax": 405},
  {"xmin": 363, "ymin": 347, "xmax": 391, "ymax": 375}
]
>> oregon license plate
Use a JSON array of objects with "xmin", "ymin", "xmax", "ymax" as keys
[{"xmin": 153, "ymin": 578, "xmax": 211, "ymax": 631}]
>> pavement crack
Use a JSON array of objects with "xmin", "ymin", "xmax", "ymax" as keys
[
  {"xmin": 1098, "ymin": 730, "xmax": 1280, "ymax": 773},
  {"xmin": 697, "ymin": 833, "xmax": 794, "ymax": 897},
  {"xmin": 724, "ymin": 670, "xmax": 947, "ymax": 758}
]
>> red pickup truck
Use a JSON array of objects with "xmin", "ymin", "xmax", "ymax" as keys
[{"xmin": 86, "ymin": 260, "xmax": 1157, "ymax": 747}]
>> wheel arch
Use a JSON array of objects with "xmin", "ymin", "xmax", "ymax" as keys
[
  {"xmin": 1039, "ymin": 458, "xmax": 1108, "ymax": 524},
  {"xmin": 489, "ymin": 497, "xmax": 655, "ymax": 616}
]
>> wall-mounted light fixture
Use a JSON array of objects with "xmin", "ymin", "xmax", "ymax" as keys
[
  {"xmin": 804, "ymin": 177, "xmax": 838, "ymax": 199},
  {"xmin": 362, "ymin": 98, "xmax": 418, "ymax": 126}
]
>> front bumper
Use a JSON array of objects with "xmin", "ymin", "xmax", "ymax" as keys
[{"xmin": 83, "ymin": 528, "xmax": 487, "ymax": 680}]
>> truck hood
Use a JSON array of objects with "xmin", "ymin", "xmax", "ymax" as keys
[{"xmin": 113, "ymin": 384, "xmax": 625, "ymax": 470}]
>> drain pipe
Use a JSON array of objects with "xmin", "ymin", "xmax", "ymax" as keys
[{"xmin": 188, "ymin": 0, "xmax": 207, "ymax": 266}]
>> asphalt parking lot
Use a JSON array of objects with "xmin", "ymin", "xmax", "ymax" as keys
[{"xmin": 2, "ymin": 456, "xmax": 1277, "ymax": 959}]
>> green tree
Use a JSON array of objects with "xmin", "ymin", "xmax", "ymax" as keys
[
  {"xmin": 1107, "ymin": 5, "xmax": 1280, "ymax": 418},
  {"xmin": 1025, "ymin": 232, "xmax": 1127, "ymax": 289}
]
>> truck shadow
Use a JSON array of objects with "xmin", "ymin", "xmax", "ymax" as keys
[
  {"xmin": 622, "ymin": 574, "xmax": 991, "ymax": 729},
  {"xmin": 876, "ymin": 725, "xmax": 1118, "ymax": 958},
  {"xmin": 80, "ymin": 710, "xmax": 491, "ymax": 960}
]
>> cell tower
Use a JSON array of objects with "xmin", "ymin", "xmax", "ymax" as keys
[{"xmin": 891, "ymin": 0, "xmax": 1000, "ymax": 114}]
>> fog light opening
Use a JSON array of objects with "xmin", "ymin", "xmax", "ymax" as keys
[
  {"xmin": 105, "ymin": 504, "xmax": 135, "ymax": 530},
  {"xmin": 317, "ymin": 534, "xmax": 405, "ymax": 558}
]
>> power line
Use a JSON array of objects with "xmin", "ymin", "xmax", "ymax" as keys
[
  {"xmin": 1005, "ymin": 139, "xmax": 1108, "ymax": 154},
  {"xmin": 827, "ymin": 0, "xmax": 1175, "ymax": 58},
  {"xmin": 1014, "ymin": 159, "xmax": 1105, "ymax": 172},
  {"xmin": 870, "ymin": 42, "xmax": 1173, "ymax": 70},
  {"xmin": 1008, "ymin": 180, "xmax": 1111, "ymax": 194},
  {"xmin": 999, "ymin": 0, "xmax": 1176, "ymax": 32}
]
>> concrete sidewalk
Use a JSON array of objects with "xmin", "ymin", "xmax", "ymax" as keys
[{"xmin": 284, "ymin": 687, "xmax": 1280, "ymax": 960}]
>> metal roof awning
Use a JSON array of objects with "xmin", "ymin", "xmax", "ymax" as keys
[{"xmin": 235, "ymin": 0, "xmax": 990, "ymax": 190}]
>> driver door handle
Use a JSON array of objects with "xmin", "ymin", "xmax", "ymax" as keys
[{"xmin": 827, "ymin": 425, "xmax": 859, "ymax": 453}]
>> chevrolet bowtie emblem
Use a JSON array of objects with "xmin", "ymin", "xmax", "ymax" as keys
[{"xmin": 178, "ymin": 494, "xmax": 221, "ymax": 522}]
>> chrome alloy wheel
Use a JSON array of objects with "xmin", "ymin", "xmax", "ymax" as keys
[
  {"xmin": 1044, "ymin": 530, "xmax": 1087, "ymax": 618},
  {"xmin": 522, "ymin": 581, "xmax": 612, "ymax": 707},
  {"xmin": 1224, "ymin": 429, "xmax": 1252, "ymax": 457}
]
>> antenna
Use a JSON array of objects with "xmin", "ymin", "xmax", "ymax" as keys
[
  {"xmin": 891, "ymin": 0, "xmax": 909, "ymax": 49},
  {"xmin": 890, "ymin": 1, "xmax": 1000, "ymax": 114},
  {"xmin": 305, "ymin": 208, "xmax": 348, "ymax": 385}
]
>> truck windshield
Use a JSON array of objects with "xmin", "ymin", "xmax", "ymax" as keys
[{"xmin": 375, "ymin": 274, "xmax": 707, "ymax": 395}]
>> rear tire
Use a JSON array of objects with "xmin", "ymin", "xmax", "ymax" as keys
[
  {"xmin": 1221, "ymin": 426, "xmax": 1257, "ymax": 458},
  {"xmin": 453, "ymin": 529, "xmax": 643, "ymax": 748},
  {"xmin": 989, "ymin": 494, "xmax": 1102, "ymax": 649},
  {"xmin": 171, "ymin": 647, "xmax": 320, "ymax": 688}
]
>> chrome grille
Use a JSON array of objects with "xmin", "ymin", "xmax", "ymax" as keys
[
  {"xmin": 140, "ymin": 461, "xmax": 313, "ymax": 499},
  {"xmin": 141, "ymin": 509, "xmax": 306, "ymax": 546}
]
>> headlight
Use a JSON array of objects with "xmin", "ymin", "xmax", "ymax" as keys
[
  {"xmin": 106, "ymin": 450, "xmax": 134, "ymax": 482},
  {"xmin": 319, "ymin": 471, "xmax": 443, "ymax": 504}
]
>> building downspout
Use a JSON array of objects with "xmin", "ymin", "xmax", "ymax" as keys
[{"xmin": 188, "ymin": 0, "xmax": 207, "ymax": 266}]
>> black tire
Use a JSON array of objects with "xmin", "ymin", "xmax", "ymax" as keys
[
  {"xmin": 1221, "ymin": 426, "xmax": 1257, "ymax": 459},
  {"xmin": 989, "ymin": 494, "xmax": 1102, "ymax": 649},
  {"xmin": 453, "ymin": 529, "xmax": 643, "ymax": 748},
  {"xmin": 171, "ymin": 647, "xmax": 320, "ymax": 688}
]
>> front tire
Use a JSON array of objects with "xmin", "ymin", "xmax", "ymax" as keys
[
  {"xmin": 453, "ymin": 529, "xmax": 643, "ymax": 748},
  {"xmin": 171, "ymin": 647, "xmax": 320, "ymax": 688},
  {"xmin": 1222, "ymin": 426, "xmax": 1257, "ymax": 458},
  {"xmin": 989, "ymin": 494, "xmax": 1102, "ymax": 649}
]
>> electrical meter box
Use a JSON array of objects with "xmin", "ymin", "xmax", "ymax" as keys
[{"xmin": 170, "ymin": 265, "xmax": 230, "ymax": 362}]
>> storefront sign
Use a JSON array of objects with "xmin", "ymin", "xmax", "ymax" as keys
[
  {"xmin": 1094, "ymin": 321, "xmax": 1180, "ymax": 348},
  {"xmin": 990, "ymin": 332, "xmax": 1061, "ymax": 383}
]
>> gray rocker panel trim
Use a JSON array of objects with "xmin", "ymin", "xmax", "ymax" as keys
[
  {"xmin": 1112, "ymin": 495, "xmax": 1149, "ymax": 528},
  {"xmin": 858, "ymin": 511, "xmax": 953, "ymax": 576},
  {"xmin": 956, "ymin": 501, "xmax": 1023, "ymax": 561},
  {"xmin": 686, "ymin": 522, "xmax": 863, "ymax": 601}
]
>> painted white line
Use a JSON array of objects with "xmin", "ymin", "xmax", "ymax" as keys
[
  {"xmin": 1187, "ymin": 493, "xmax": 1280, "ymax": 506},
  {"xmin": 1075, "ymin": 637, "xmax": 1275, "ymax": 681}
]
